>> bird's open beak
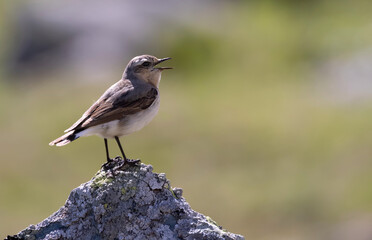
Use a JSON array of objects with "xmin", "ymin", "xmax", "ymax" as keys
[{"xmin": 155, "ymin": 57, "xmax": 172, "ymax": 70}]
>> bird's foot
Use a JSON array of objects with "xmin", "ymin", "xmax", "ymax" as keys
[
  {"xmin": 113, "ymin": 156, "xmax": 125, "ymax": 170},
  {"xmin": 113, "ymin": 157, "xmax": 140, "ymax": 170},
  {"xmin": 101, "ymin": 156, "xmax": 140, "ymax": 173},
  {"xmin": 101, "ymin": 158, "xmax": 114, "ymax": 170},
  {"xmin": 125, "ymin": 158, "xmax": 141, "ymax": 165}
]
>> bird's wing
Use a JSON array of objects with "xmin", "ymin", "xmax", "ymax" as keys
[
  {"xmin": 81, "ymin": 87, "xmax": 158, "ymax": 129},
  {"xmin": 64, "ymin": 80, "xmax": 158, "ymax": 132}
]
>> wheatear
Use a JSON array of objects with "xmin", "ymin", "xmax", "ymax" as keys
[{"xmin": 49, "ymin": 55, "xmax": 172, "ymax": 165}]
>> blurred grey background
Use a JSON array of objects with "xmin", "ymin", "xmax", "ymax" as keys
[{"xmin": 1, "ymin": 1, "xmax": 372, "ymax": 239}]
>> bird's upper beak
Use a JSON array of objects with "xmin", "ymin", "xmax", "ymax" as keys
[{"xmin": 155, "ymin": 57, "xmax": 172, "ymax": 70}]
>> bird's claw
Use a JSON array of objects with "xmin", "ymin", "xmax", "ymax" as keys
[
  {"xmin": 126, "ymin": 158, "xmax": 141, "ymax": 165},
  {"xmin": 101, "ymin": 158, "xmax": 114, "ymax": 170},
  {"xmin": 101, "ymin": 156, "xmax": 140, "ymax": 172}
]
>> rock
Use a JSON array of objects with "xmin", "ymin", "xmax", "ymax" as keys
[{"xmin": 6, "ymin": 158, "xmax": 244, "ymax": 240}]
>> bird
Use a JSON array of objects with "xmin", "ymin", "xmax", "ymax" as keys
[{"xmin": 49, "ymin": 55, "xmax": 172, "ymax": 166}]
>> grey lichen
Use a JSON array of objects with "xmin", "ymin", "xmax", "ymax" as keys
[{"xmin": 7, "ymin": 159, "xmax": 244, "ymax": 240}]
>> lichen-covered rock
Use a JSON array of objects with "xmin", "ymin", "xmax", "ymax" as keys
[{"xmin": 7, "ymin": 159, "xmax": 244, "ymax": 240}]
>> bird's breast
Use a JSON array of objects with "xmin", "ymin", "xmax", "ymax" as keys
[{"xmin": 118, "ymin": 96, "xmax": 160, "ymax": 135}]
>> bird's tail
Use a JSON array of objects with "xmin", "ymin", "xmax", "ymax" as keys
[{"xmin": 49, "ymin": 131, "xmax": 79, "ymax": 147}]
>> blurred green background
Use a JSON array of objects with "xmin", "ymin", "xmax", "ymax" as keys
[{"xmin": 1, "ymin": 1, "xmax": 372, "ymax": 239}]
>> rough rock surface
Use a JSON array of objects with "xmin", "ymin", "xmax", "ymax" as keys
[{"xmin": 7, "ymin": 158, "xmax": 244, "ymax": 240}]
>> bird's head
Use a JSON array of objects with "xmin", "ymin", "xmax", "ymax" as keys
[{"xmin": 124, "ymin": 55, "xmax": 172, "ymax": 87}]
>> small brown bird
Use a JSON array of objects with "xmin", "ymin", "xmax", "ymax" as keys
[{"xmin": 49, "ymin": 55, "xmax": 172, "ymax": 165}]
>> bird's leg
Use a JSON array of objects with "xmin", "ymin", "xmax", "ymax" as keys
[
  {"xmin": 115, "ymin": 136, "xmax": 127, "ymax": 161},
  {"xmin": 101, "ymin": 138, "xmax": 113, "ymax": 170},
  {"xmin": 104, "ymin": 138, "xmax": 111, "ymax": 162},
  {"xmin": 115, "ymin": 136, "xmax": 140, "ymax": 165}
]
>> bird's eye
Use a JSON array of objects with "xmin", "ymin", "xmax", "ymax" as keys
[{"xmin": 142, "ymin": 61, "xmax": 151, "ymax": 67}]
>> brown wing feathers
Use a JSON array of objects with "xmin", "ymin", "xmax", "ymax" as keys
[
  {"xmin": 66, "ymin": 86, "xmax": 158, "ymax": 133},
  {"xmin": 81, "ymin": 88, "xmax": 158, "ymax": 129}
]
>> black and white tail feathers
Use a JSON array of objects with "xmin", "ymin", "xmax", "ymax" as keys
[{"xmin": 49, "ymin": 131, "xmax": 79, "ymax": 146}]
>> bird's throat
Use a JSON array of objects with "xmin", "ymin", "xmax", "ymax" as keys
[{"xmin": 148, "ymin": 72, "xmax": 161, "ymax": 88}]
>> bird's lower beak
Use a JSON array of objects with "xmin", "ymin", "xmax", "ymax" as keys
[{"xmin": 155, "ymin": 57, "xmax": 172, "ymax": 70}]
